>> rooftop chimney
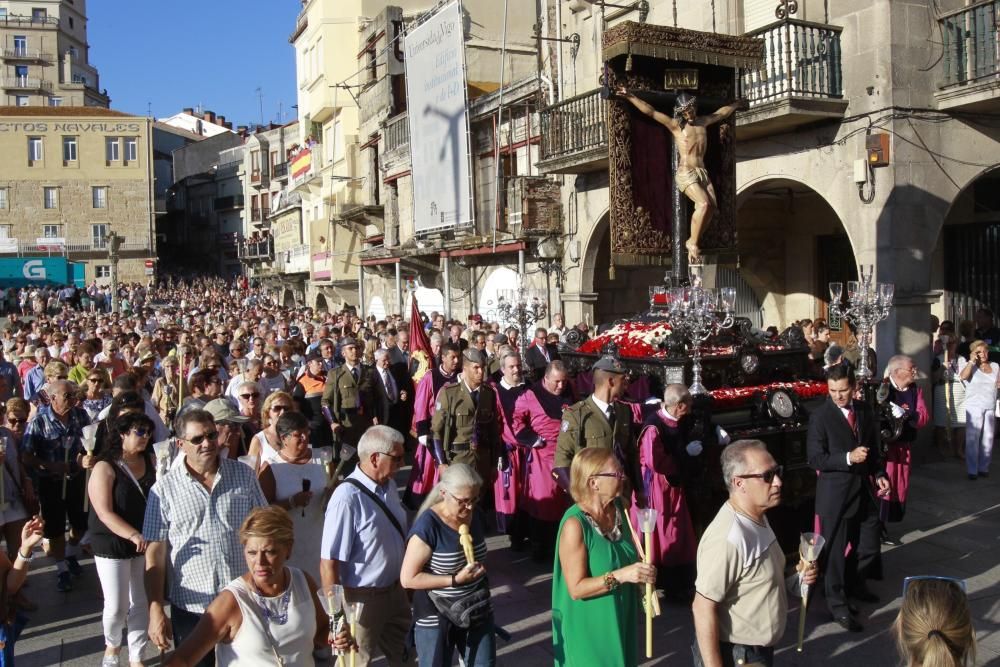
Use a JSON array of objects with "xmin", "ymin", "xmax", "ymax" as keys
[
  {"xmin": 217, "ymin": 115, "xmax": 226, "ymax": 126},
  {"xmin": 203, "ymin": 110, "xmax": 216, "ymax": 124},
  {"xmin": 183, "ymin": 107, "xmax": 194, "ymax": 115}
]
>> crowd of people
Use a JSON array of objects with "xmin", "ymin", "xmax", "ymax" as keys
[{"xmin": 0, "ymin": 275, "xmax": 985, "ymax": 666}]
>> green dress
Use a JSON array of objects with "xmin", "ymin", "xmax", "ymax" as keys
[{"xmin": 552, "ymin": 500, "xmax": 640, "ymax": 667}]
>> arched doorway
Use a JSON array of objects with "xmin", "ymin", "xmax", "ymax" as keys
[
  {"xmin": 315, "ymin": 293, "xmax": 329, "ymax": 315},
  {"xmin": 282, "ymin": 289, "xmax": 296, "ymax": 309},
  {"xmin": 583, "ymin": 213, "xmax": 667, "ymax": 325},
  {"xmin": 479, "ymin": 267, "xmax": 519, "ymax": 324},
  {"xmin": 736, "ymin": 179, "xmax": 856, "ymax": 344},
  {"xmin": 368, "ymin": 296, "xmax": 387, "ymax": 321},
  {"xmin": 931, "ymin": 167, "xmax": 1000, "ymax": 326}
]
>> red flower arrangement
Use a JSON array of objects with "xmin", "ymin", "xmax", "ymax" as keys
[
  {"xmin": 577, "ymin": 321, "xmax": 672, "ymax": 358},
  {"xmin": 708, "ymin": 380, "xmax": 828, "ymax": 410}
]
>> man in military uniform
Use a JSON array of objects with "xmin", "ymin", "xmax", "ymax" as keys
[
  {"xmin": 431, "ymin": 348, "xmax": 502, "ymax": 487},
  {"xmin": 554, "ymin": 355, "xmax": 643, "ymax": 505},
  {"xmin": 321, "ymin": 337, "xmax": 374, "ymax": 456}
]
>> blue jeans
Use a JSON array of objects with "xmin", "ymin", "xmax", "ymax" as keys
[
  {"xmin": 414, "ymin": 617, "xmax": 495, "ymax": 667},
  {"xmin": 171, "ymin": 606, "xmax": 214, "ymax": 667}
]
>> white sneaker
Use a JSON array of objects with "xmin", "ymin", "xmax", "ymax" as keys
[{"xmin": 101, "ymin": 656, "xmax": 119, "ymax": 667}]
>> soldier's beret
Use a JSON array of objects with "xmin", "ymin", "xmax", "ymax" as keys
[
  {"xmin": 493, "ymin": 333, "xmax": 509, "ymax": 345},
  {"xmin": 463, "ymin": 349, "xmax": 487, "ymax": 365},
  {"xmin": 591, "ymin": 354, "xmax": 626, "ymax": 374},
  {"xmin": 340, "ymin": 337, "xmax": 358, "ymax": 348}
]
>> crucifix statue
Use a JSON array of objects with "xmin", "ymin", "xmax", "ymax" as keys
[{"xmin": 615, "ymin": 87, "xmax": 746, "ymax": 264}]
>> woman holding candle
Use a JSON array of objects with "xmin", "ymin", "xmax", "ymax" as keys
[
  {"xmin": 88, "ymin": 412, "xmax": 156, "ymax": 667},
  {"xmin": 401, "ymin": 464, "xmax": 494, "ymax": 667},
  {"xmin": 257, "ymin": 411, "xmax": 329, "ymax": 581},
  {"xmin": 551, "ymin": 447, "xmax": 655, "ymax": 667},
  {"xmin": 151, "ymin": 355, "xmax": 188, "ymax": 428},
  {"xmin": 166, "ymin": 506, "xmax": 353, "ymax": 667},
  {"xmin": 248, "ymin": 391, "xmax": 297, "ymax": 470},
  {"xmin": 80, "ymin": 370, "xmax": 112, "ymax": 422}
]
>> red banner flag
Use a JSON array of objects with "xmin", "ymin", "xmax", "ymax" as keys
[{"xmin": 408, "ymin": 293, "xmax": 433, "ymax": 381}]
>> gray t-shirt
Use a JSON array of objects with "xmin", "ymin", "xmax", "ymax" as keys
[{"xmin": 695, "ymin": 502, "xmax": 788, "ymax": 647}]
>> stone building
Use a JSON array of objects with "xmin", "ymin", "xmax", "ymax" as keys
[
  {"xmin": 0, "ymin": 0, "xmax": 109, "ymax": 107},
  {"xmin": 0, "ymin": 106, "xmax": 154, "ymax": 283},
  {"xmin": 541, "ymin": 0, "xmax": 1000, "ymax": 372}
]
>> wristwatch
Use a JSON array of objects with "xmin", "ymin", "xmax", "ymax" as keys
[{"xmin": 603, "ymin": 571, "xmax": 620, "ymax": 591}]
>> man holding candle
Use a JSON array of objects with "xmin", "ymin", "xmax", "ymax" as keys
[
  {"xmin": 21, "ymin": 379, "xmax": 93, "ymax": 592},
  {"xmin": 807, "ymin": 365, "xmax": 890, "ymax": 632},
  {"xmin": 692, "ymin": 440, "xmax": 817, "ymax": 666}
]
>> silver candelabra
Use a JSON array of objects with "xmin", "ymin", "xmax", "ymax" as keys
[
  {"xmin": 488, "ymin": 284, "xmax": 547, "ymax": 361},
  {"xmin": 828, "ymin": 265, "xmax": 894, "ymax": 381},
  {"xmin": 667, "ymin": 283, "xmax": 736, "ymax": 394}
]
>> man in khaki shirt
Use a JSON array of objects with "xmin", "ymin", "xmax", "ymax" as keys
[{"xmin": 692, "ymin": 440, "xmax": 817, "ymax": 667}]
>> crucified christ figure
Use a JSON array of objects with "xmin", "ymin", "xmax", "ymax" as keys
[{"xmin": 616, "ymin": 88, "xmax": 746, "ymax": 263}]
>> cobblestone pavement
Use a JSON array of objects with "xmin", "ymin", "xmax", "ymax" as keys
[{"xmin": 14, "ymin": 452, "xmax": 1000, "ymax": 666}]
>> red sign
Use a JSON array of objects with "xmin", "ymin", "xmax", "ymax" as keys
[{"xmin": 144, "ymin": 259, "xmax": 155, "ymax": 268}]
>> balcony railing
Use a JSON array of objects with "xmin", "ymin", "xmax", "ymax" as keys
[
  {"xmin": 940, "ymin": 0, "xmax": 1000, "ymax": 88},
  {"xmin": 383, "ymin": 112, "xmax": 409, "ymax": 153},
  {"xmin": 2, "ymin": 77, "xmax": 52, "ymax": 92},
  {"xmin": 214, "ymin": 195, "xmax": 245, "ymax": 211},
  {"xmin": 251, "ymin": 207, "xmax": 270, "ymax": 222},
  {"xmin": 3, "ymin": 48, "xmax": 52, "ymax": 61},
  {"xmin": 0, "ymin": 235, "xmax": 153, "ymax": 256},
  {"xmin": 238, "ymin": 237, "xmax": 274, "ymax": 261},
  {"xmin": 742, "ymin": 18, "xmax": 843, "ymax": 105},
  {"xmin": 272, "ymin": 162, "xmax": 289, "ymax": 179},
  {"xmin": 537, "ymin": 89, "xmax": 608, "ymax": 174},
  {"xmin": 0, "ymin": 15, "xmax": 60, "ymax": 27},
  {"xmin": 276, "ymin": 244, "xmax": 310, "ymax": 274}
]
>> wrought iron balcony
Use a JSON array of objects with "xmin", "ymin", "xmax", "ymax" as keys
[
  {"xmin": 383, "ymin": 112, "xmax": 410, "ymax": 154},
  {"xmin": 251, "ymin": 207, "xmax": 270, "ymax": 222},
  {"xmin": 0, "ymin": 235, "xmax": 154, "ymax": 256},
  {"xmin": 213, "ymin": 195, "xmax": 244, "ymax": 211},
  {"xmin": 537, "ymin": 89, "xmax": 608, "ymax": 175},
  {"xmin": 0, "ymin": 15, "xmax": 60, "ymax": 28},
  {"xmin": 936, "ymin": 0, "xmax": 1000, "ymax": 111},
  {"xmin": 238, "ymin": 237, "xmax": 274, "ymax": 262},
  {"xmin": 736, "ymin": 18, "xmax": 847, "ymax": 140},
  {"xmin": 272, "ymin": 162, "xmax": 289, "ymax": 179}
]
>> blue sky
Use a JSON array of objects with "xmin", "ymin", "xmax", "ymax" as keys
[{"xmin": 87, "ymin": 1, "xmax": 300, "ymax": 127}]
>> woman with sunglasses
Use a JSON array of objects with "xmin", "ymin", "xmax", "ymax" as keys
[
  {"xmin": 0, "ymin": 398, "xmax": 38, "ymax": 574},
  {"xmin": 88, "ymin": 412, "xmax": 157, "ymax": 667},
  {"xmin": 248, "ymin": 392, "xmax": 297, "ymax": 471},
  {"xmin": 81, "ymin": 371, "xmax": 113, "ymax": 422},
  {"xmin": 895, "ymin": 576, "xmax": 975, "ymax": 667},
  {"xmin": 401, "ymin": 463, "xmax": 496, "ymax": 667},
  {"xmin": 552, "ymin": 447, "xmax": 655, "ymax": 667},
  {"xmin": 257, "ymin": 411, "xmax": 329, "ymax": 581}
]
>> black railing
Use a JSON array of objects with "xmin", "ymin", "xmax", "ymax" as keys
[
  {"xmin": 251, "ymin": 207, "xmax": 270, "ymax": 222},
  {"xmin": 742, "ymin": 18, "xmax": 843, "ymax": 105},
  {"xmin": 238, "ymin": 237, "xmax": 274, "ymax": 261},
  {"xmin": 0, "ymin": 15, "xmax": 60, "ymax": 27},
  {"xmin": 272, "ymin": 162, "xmax": 289, "ymax": 178},
  {"xmin": 940, "ymin": 0, "xmax": 1000, "ymax": 88},
  {"xmin": 213, "ymin": 195, "xmax": 244, "ymax": 210},
  {"xmin": 539, "ymin": 89, "xmax": 607, "ymax": 161}
]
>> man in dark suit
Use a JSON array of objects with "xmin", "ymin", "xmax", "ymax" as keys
[
  {"xmin": 371, "ymin": 348, "xmax": 410, "ymax": 438},
  {"xmin": 525, "ymin": 327, "xmax": 560, "ymax": 383},
  {"xmin": 807, "ymin": 364, "xmax": 890, "ymax": 632}
]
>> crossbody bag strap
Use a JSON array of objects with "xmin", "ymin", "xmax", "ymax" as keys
[{"xmin": 342, "ymin": 478, "xmax": 405, "ymax": 538}]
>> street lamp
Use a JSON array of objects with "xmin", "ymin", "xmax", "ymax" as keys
[
  {"xmin": 828, "ymin": 264, "xmax": 893, "ymax": 381},
  {"xmin": 487, "ymin": 277, "xmax": 547, "ymax": 361}
]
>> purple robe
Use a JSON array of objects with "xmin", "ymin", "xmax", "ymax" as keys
[
  {"xmin": 406, "ymin": 369, "xmax": 456, "ymax": 496},
  {"xmin": 492, "ymin": 381, "xmax": 529, "ymax": 525},
  {"xmin": 511, "ymin": 384, "xmax": 574, "ymax": 522}
]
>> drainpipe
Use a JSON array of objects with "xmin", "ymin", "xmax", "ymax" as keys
[
  {"xmin": 443, "ymin": 253, "xmax": 452, "ymax": 320},
  {"xmin": 395, "ymin": 260, "xmax": 402, "ymax": 317},
  {"xmin": 358, "ymin": 261, "xmax": 365, "ymax": 320}
]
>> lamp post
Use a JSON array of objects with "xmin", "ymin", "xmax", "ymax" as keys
[
  {"xmin": 828, "ymin": 264, "xmax": 893, "ymax": 381},
  {"xmin": 487, "ymin": 278, "xmax": 547, "ymax": 361},
  {"xmin": 666, "ymin": 280, "xmax": 736, "ymax": 395},
  {"xmin": 107, "ymin": 231, "xmax": 123, "ymax": 313}
]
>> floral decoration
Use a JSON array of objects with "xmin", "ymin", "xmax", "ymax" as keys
[
  {"xmin": 708, "ymin": 380, "xmax": 828, "ymax": 410},
  {"xmin": 578, "ymin": 321, "xmax": 673, "ymax": 358}
]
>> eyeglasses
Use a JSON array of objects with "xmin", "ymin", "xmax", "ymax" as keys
[
  {"xmin": 378, "ymin": 451, "xmax": 404, "ymax": 462},
  {"xmin": 737, "ymin": 465, "xmax": 784, "ymax": 484},
  {"xmin": 447, "ymin": 491, "xmax": 478, "ymax": 508},
  {"xmin": 239, "ymin": 392, "xmax": 261, "ymax": 400},
  {"xmin": 187, "ymin": 431, "xmax": 220, "ymax": 445},
  {"xmin": 902, "ymin": 575, "xmax": 967, "ymax": 595},
  {"xmin": 270, "ymin": 405, "xmax": 291, "ymax": 414},
  {"xmin": 130, "ymin": 427, "xmax": 152, "ymax": 438},
  {"xmin": 6, "ymin": 418, "xmax": 26, "ymax": 426},
  {"xmin": 591, "ymin": 471, "xmax": 625, "ymax": 480},
  {"xmin": 87, "ymin": 377, "xmax": 102, "ymax": 383}
]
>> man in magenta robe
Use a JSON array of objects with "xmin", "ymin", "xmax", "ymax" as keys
[
  {"xmin": 881, "ymin": 354, "xmax": 929, "ymax": 543},
  {"xmin": 490, "ymin": 346, "xmax": 529, "ymax": 545},
  {"xmin": 403, "ymin": 341, "xmax": 461, "ymax": 508},
  {"xmin": 631, "ymin": 383, "xmax": 699, "ymax": 597},
  {"xmin": 512, "ymin": 360, "xmax": 575, "ymax": 561}
]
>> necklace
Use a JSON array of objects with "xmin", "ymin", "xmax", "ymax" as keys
[{"xmin": 250, "ymin": 568, "xmax": 292, "ymax": 626}]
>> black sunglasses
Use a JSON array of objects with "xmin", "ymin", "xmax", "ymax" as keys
[
  {"xmin": 187, "ymin": 431, "xmax": 220, "ymax": 445},
  {"xmin": 131, "ymin": 427, "xmax": 152, "ymax": 437},
  {"xmin": 737, "ymin": 465, "xmax": 784, "ymax": 484},
  {"xmin": 6, "ymin": 418, "xmax": 26, "ymax": 425}
]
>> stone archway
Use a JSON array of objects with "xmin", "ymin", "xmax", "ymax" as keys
[
  {"xmin": 282, "ymin": 289, "xmax": 296, "ymax": 309},
  {"xmin": 315, "ymin": 293, "xmax": 329, "ymax": 315},
  {"xmin": 736, "ymin": 178, "xmax": 856, "ymax": 340}
]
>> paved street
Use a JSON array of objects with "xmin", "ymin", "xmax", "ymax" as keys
[{"xmin": 15, "ymin": 451, "xmax": 1000, "ymax": 666}]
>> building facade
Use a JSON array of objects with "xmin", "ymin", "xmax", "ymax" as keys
[
  {"xmin": 0, "ymin": 0, "xmax": 109, "ymax": 108},
  {"xmin": 0, "ymin": 106, "xmax": 154, "ymax": 284}
]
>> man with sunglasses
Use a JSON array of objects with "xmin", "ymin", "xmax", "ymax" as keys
[
  {"xmin": 142, "ymin": 409, "xmax": 266, "ymax": 665},
  {"xmin": 693, "ymin": 440, "xmax": 817, "ymax": 666},
  {"xmin": 807, "ymin": 364, "xmax": 890, "ymax": 632}
]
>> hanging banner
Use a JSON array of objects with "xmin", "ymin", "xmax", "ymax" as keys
[{"xmin": 404, "ymin": 0, "xmax": 474, "ymax": 234}]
